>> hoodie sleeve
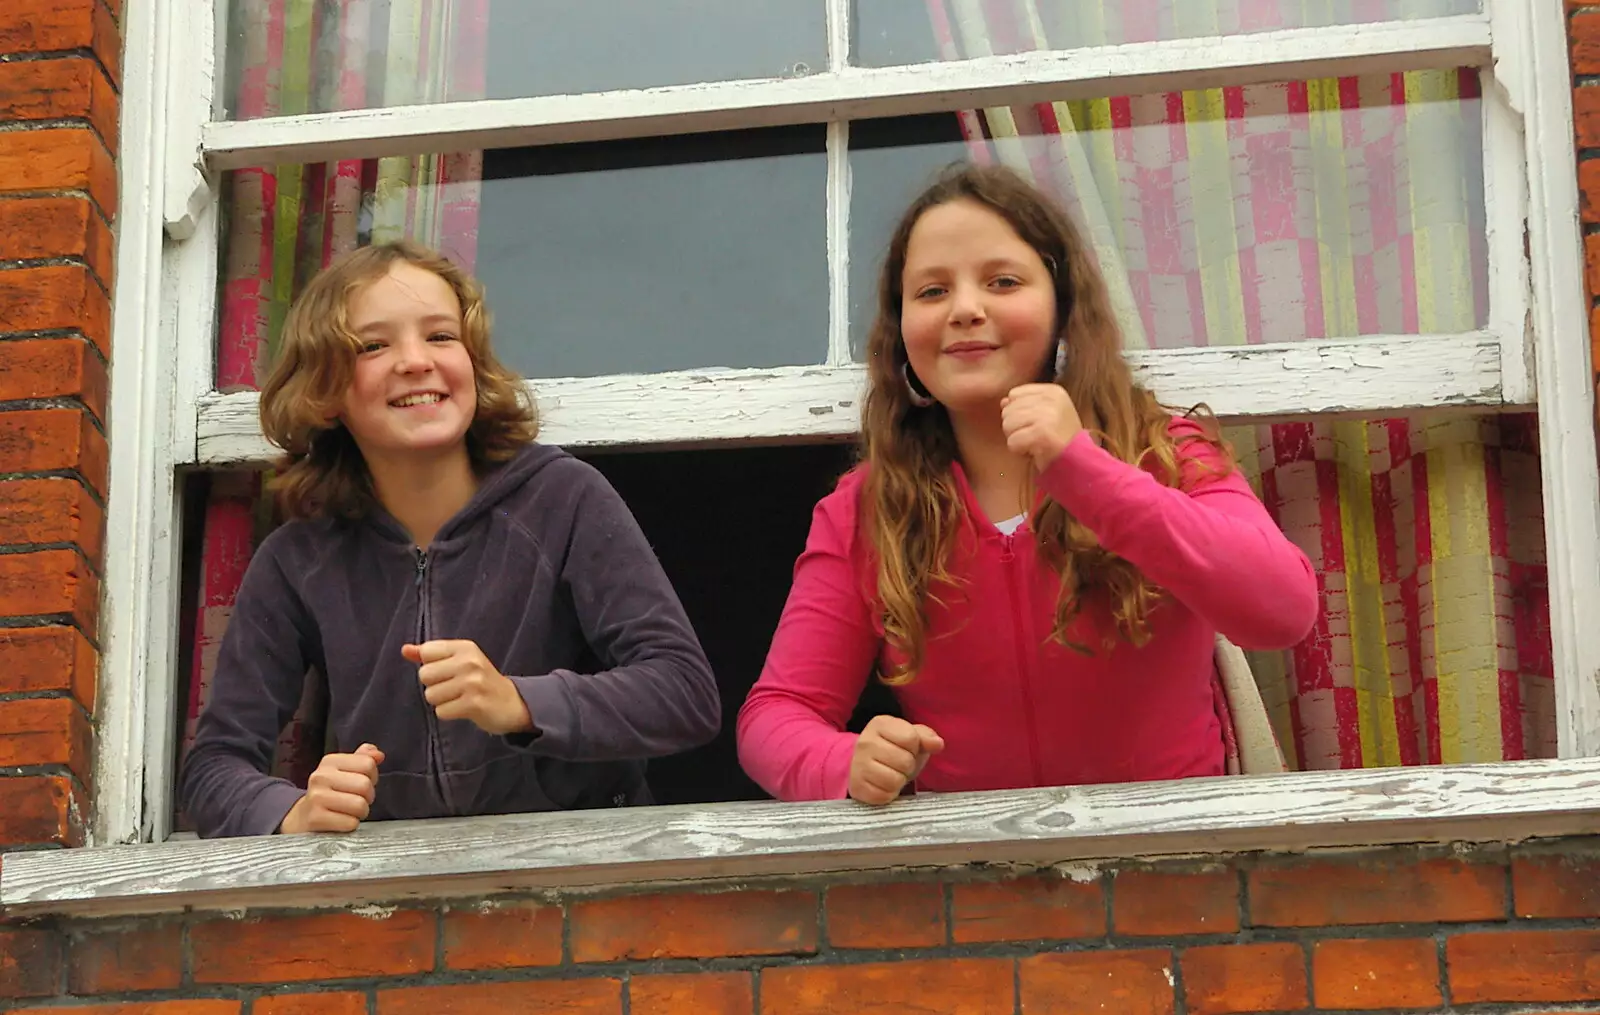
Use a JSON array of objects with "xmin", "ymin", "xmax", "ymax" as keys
[
  {"xmin": 735, "ymin": 475, "xmax": 876, "ymax": 802},
  {"xmin": 177, "ymin": 533, "xmax": 316, "ymax": 838},
  {"xmin": 1037, "ymin": 417, "xmax": 1319, "ymax": 650},
  {"xmin": 505, "ymin": 467, "xmax": 721, "ymax": 761}
]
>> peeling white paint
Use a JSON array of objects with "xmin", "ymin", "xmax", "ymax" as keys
[{"xmin": 350, "ymin": 903, "xmax": 398, "ymax": 920}]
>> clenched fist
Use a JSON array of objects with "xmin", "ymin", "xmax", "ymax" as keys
[
  {"xmin": 403, "ymin": 639, "xmax": 533, "ymax": 735},
  {"xmin": 848, "ymin": 715, "xmax": 945, "ymax": 805},
  {"xmin": 1001, "ymin": 383, "xmax": 1083, "ymax": 472},
  {"xmin": 279, "ymin": 743, "xmax": 384, "ymax": 834}
]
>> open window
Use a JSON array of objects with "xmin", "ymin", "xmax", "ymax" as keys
[{"xmin": 88, "ymin": 0, "xmax": 1600, "ymax": 847}]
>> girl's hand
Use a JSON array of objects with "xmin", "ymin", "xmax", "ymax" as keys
[
  {"xmin": 848, "ymin": 715, "xmax": 945, "ymax": 805},
  {"xmin": 1001, "ymin": 383, "xmax": 1084, "ymax": 472},
  {"xmin": 404, "ymin": 640, "xmax": 534, "ymax": 735},
  {"xmin": 279, "ymin": 743, "xmax": 384, "ymax": 834}
]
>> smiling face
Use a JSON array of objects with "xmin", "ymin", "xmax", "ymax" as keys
[
  {"xmin": 339, "ymin": 260, "xmax": 478, "ymax": 461},
  {"xmin": 898, "ymin": 198, "xmax": 1058, "ymax": 415}
]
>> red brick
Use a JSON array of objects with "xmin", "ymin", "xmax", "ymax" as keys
[
  {"xmin": 1587, "ymin": 233, "xmax": 1600, "ymax": 299},
  {"xmin": 1181, "ymin": 943, "xmax": 1308, "ymax": 1015},
  {"xmin": 0, "ymin": 926, "xmax": 62, "ymax": 998},
  {"xmin": 1021, "ymin": 949, "xmax": 1176, "ymax": 1015},
  {"xmin": 379, "ymin": 980, "xmax": 620, "ymax": 1015},
  {"xmin": 1513, "ymin": 849, "xmax": 1600, "ymax": 918},
  {"xmin": 1114, "ymin": 867, "xmax": 1239, "ymax": 936},
  {"xmin": 951, "ymin": 875, "xmax": 1104, "ymax": 944},
  {"xmin": 0, "ymin": 339, "xmax": 109, "ymax": 423},
  {"xmin": 9, "ymin": 998, "xmax": 240, "ymax": 1005},
  {"xmin": 629, "ymin": 972, "xmax": 753, "ymax": 1015},
  {"xmin": 0, "ymin": 265, "xmax": 111, "ymax": 356},
  {"xmin": 761, "ymin": 958, "xmax": 1013, "ymax": 1015},
  {"xmin": 254, "ymin": 993, "xmax": 370, "ymax": 1015},
  {"xmin": 190, "ymin": 910, "xmax": 435, "ymax": 984},
  {"xmin": 571, "ymin": 889, "xmax": 816, "ymax": 962},
  {"xmin": 1247, "ymin": 855, "xmax": 1505, "ymax": 927},
  {"xmin": 0, "ymin": 475, "xmax": 105, "ymax": 561},
  {"xmin": 0, "ymin": 548, "xmax": 98, "ymax": 632},
  {"xmin": 67, "ymin": 922, "xmax": 182, "ymax": 994},
  {"xmin": 0, "ymin": 409, "xmax": 108, "ymax": 497},
  {"xmin": 0, "ymin": 0, "xmax": 121, "ymax": 83},
  {"xmin": 0, "ymin": 128, "xmax": 116, "ymax": 218},
  {"xmin": 1448, "ymin": 930, "xmax": 1600, "ymax": 1003},
  {"xmin": 0, "ymin": 196, "xmax": 112, "ymax": 284},
  {"xmin": 1583, "ymin": 161, "xmax": 1600, "ymax": 223},
  {"xmin": 440, "ymin": 900, "xmax": 562, "ymax": 970},
  {"xmin": 1581, "ymin": 89, "xmax": 1600, "ymax": 151},
  {"xmin": 0, "ymin": 57, "xmax": 119, "ymax": 152},
  {"xmin": 1313, "ymin": 938, "xmax": 1441, "ymax": 1010},
  {"xmin": 0, "ymin": 772, "xmax": 85, "ymax": 845},
  {"xmin": 0, "ymin": 626, "xmax": 96, "ymax": 710},
  {"xmin": 1576, "ymin": 13, "xmax": 1600, "ymax": 74},
  {"xmin": 0, "ymin": 696, "xmax": 91, "ymax": 783},
  {"xmin": 825, "ymin": 882, "xmax": 944, "ymax": 949}
]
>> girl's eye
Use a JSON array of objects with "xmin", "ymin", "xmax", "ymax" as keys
[
  {"xmin": 360, "ymin": 341, "xmax": 385, "ymax": 354},
  {"xmin": 427, "ymin": 332, "xmax": 459, "ymax": 343},
  {"xmin": 914, "ymin": 285, "xmax": 947, "ymax": 300},
  {"xmin": 991, "ymin": 276, "xmax": 1022, "ymax": 289}
]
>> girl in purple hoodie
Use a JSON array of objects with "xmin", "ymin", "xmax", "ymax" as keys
[{"xmin": 179, "ymin": 241, "xmax": 721, "ymax": 837}]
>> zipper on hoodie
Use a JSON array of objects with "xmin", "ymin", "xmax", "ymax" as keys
[
  {"xmin": 414, "ymin": 546, "xmax": 459, "ymax": 815},
  {"xmin": 999, "ymin": 530, "xmax": 1045, "ymax": 787}
]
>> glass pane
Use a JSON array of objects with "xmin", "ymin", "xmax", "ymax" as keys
[
  {"xmin": 849, "ymin": 70, "xmax": 1487, "ymax": 356},
  {"xmin": 853, "ymin": 0, "xmax": 1481, "ymax": 68},
  {"xmin": 217, "ymin": 126, "xmax": 828, "ymax": 388},
  {"xmin": 220, "ymin": 0, "xmax": 827, "ymax": 120}
]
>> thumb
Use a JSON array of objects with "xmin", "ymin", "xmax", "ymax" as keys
[
  {"xmin": 912, "ymin": 724, "xmax": 945, "ymax": 755},
  {"xmin": 356, "ymin": 743, "xmax": 385, "ymax": 764},
  {"xmin": 400, "ymin": 643, "xmax": 423, "ymax": 664}
]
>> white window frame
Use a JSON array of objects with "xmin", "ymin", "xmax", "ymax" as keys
[{"xmin": 87, "ymin": 0, "xmax": 1600, "ymax": 853}]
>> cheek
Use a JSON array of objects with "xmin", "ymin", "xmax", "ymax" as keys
[{"xmin": 899, "ymin": 305, "xmax": 942, "ymax": 361}]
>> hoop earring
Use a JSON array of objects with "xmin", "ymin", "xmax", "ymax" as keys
[
  {"xmin": 902, "ymin": 362, "xmax": 936, "ymax": 408},
  {"xmin": 1054, "ymin": 339, "xmax": 1069, "ymax": 379}
]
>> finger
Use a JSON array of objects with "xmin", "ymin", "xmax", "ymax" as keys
[
  {"xmin": 424, "ymin": 679, "xmax": 465, "ymax": 708},
  {"xmin": 323, "ymin": 752, "xmax": 380, "ymax": 779},
  {"xmin": 433, "ymin": 697, "xmax": 479, "ymax": 723},
  {"xmin": 415, "ymin": 639, "xmax": 473, "ymax": 664},
  {"xmin": 314, "ymin": 769, "xmax": 377, "ymax": 802},
  {"xmin": 400, "ymin": 643, "xmax": 423, "ymax": 664},
  {"xmin": 311, "ymin": 789, "xmax": 371, "ymax": 820},
  {"xmin": 417, "ymin": 658, "xmax": 467, "ymax": 686},
  {"xmin": 912, "ymin": 724, "xmax": 946, "ymax": 754},
  {"xmin": 307, "ymin": 810, "xmax": 362, "ymax": 833},
  {"xmin": 864, "ymin": 741, "xmax": 919, "ymax": 778},
  {"xmin": 871, "ymin": 718, "xmax": 923, "ymax": 753},
  {"xmin": 355, "ymin": 743, "xmax": 385, "ymax": 764},
  {"xmin": 860, "ymin": 760, "xmax": 911, "ymax": 796},
  {"xmin": 850, "ymin": 781, "xmax": 896, "ymax": 806}
]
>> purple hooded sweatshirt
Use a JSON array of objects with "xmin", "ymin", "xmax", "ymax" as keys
[{"xmin": 179, "ymin": 443, "xmax": 721, "ymax": 838}]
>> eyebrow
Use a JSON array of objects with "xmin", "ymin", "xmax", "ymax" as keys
[{"xmin": 354, "ymin": 313, "xmax": 462, "ymax": 336}]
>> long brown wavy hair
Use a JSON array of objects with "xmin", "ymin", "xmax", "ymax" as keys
[
  {"xmin": 259, "ymin": 240, "xmax": 539, "ymax": 521},
  {"xmin": 860, "ymin": 164, "xmax": 1228, "ymax": 683}
]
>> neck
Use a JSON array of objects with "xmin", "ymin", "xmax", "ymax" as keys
[
  {"xmin": 364, "ymin": 443, "xmax": 478, "ymax": 547},
  {"xmin": 948, "ymin": 404, "xmax": 1033, "ymax": 521}
]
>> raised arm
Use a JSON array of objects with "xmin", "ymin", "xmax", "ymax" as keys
[{"xmin": 1039, "ymin": 419, "xmax": 1318, "ymax": 649}]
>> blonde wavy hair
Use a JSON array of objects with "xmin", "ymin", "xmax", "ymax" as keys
[
  {"xmin": 259, "ymin": 240, "xmax": 538, "ymax": 520},
  {"xmin": 860, "ymin": 164, "xmax": 1228, "ymax": 684}
]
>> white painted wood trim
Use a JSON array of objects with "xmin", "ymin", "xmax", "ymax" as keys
[
  {"xmin": 1480, "ymin": 56, "xmax": 1535, "ymax": 404},
  {"xmin": 1522, "ymin": 0, "xmax": 1600, "ymax": 758},
  {"xmin": 825, "ymin": 121, "xmax": 853, "ymax": 367},
  {"xmin": 199, "ymin": 17, "xmax": 1491, "ymax": 169},
  {"xmin": 95, "ymin": 0, "xmax": 188, "ymax": 846},
  {"xmin": 191, "ymin": 333, "xmax": 1505, "ymax": 465},
  {"xmin": 160, "ymin": 0, "xmax": 214, "ymax": 239},
  {"xmin": 5, "ymin": 756, "xmax": 1598, "ymax": 918}
]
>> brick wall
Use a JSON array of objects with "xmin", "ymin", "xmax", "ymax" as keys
[
  {"xmin": 0, "ymin": 844, "xmax": 1598, "ymax": 1013},
  {"xmin": 1574, "ymin": 3, "xmax": 1600, "ymax": 413},
  {"xmin": 0, "ymin": 0, "xmax": 116, "ymax": 851}
]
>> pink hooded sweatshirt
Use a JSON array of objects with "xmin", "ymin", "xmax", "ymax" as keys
[{"xmin": 737, "ymin": 418, "xmax": 1318, "ymax": 802}]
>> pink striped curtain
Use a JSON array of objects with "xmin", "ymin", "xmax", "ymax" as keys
[{"xmin": 925, "ymin": 0, "xmax": 1553, "ymax": 768}]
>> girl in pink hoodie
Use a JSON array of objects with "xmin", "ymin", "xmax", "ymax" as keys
[{"xmin": 737, "ymin": 165, "xmax": 1319, "ymax": 805}]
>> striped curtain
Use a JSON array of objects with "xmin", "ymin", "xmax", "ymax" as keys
[{"xmin": 926, "ymin": 0, "xmax": 1554, "ymax": 767}]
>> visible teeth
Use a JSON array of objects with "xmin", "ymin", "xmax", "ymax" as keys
[{"xmin": 392, "ymin": 393, "xmax": 444, "ymax": 408}]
